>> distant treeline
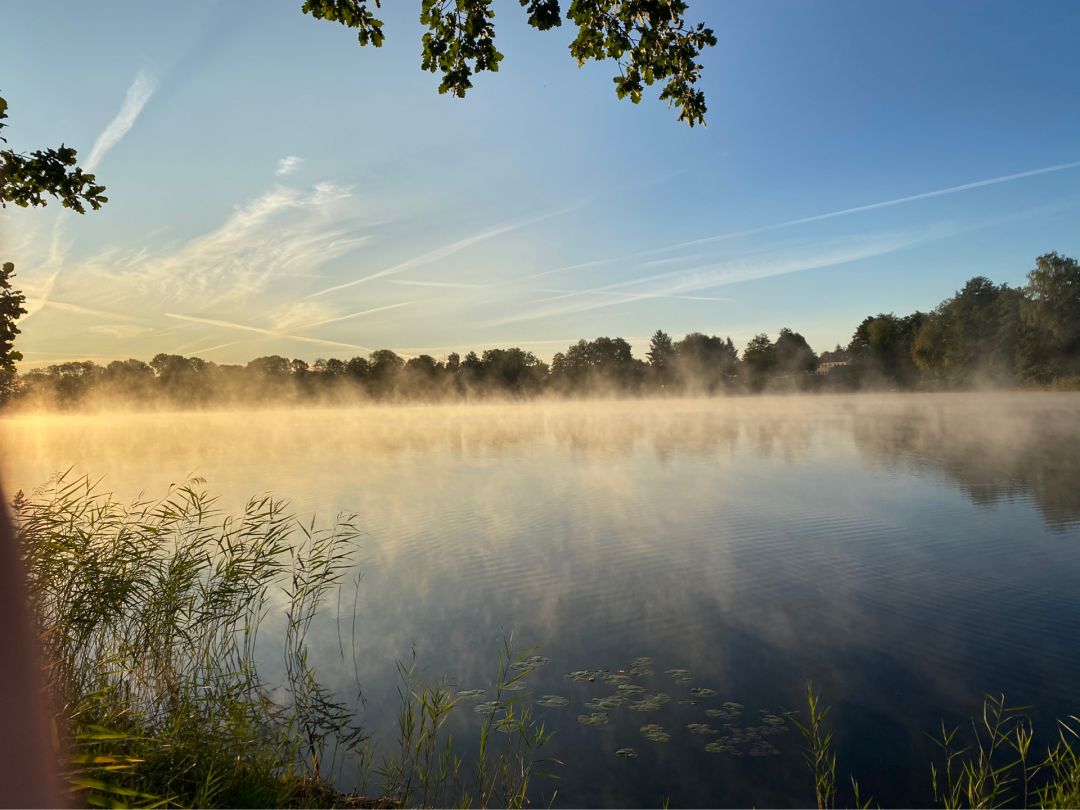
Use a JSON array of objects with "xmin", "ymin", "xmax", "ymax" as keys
[{"xmin": 5, "ymin": 252, "xmax": 1079, "ymax": 408}]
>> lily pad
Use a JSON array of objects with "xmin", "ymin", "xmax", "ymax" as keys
[
  {"xmin": 474, "ymin": 701, "xmax": 502, "ymax": 715},
  {"xmin": 628, "ymin": 657, "xmax": 654, "ymax": 677},
  {"xmin": 514, "ymin": 655, "xmax": 551, "ymax": 671},
  {"xmin": 687, "ymin": 723, "xmax": 719, "ymax": 736},
  {"xmin": 566, "ymin": 669, "xmax": 607, "ymax": 683},
  {"xmin": 640, "ymin": 724, "xmax": 671, "ymax": 743},
  {"xmin": 615, "ymin": 747, "xmax": 639, "ymax": 758},
  {"xmin": 615, "ymin": 683, "xmax": 645, "ymax": 694},
  {"xmin": 536, "ymin": 695, "xmax": 569, "ymax": 708},
  {"xmin": 586, "ymin": 695, "xmax": 627, "ymax": 711},
  {"xmin": 761, "ymin": 714, "xmax": 786, "ymax": 726},
  {"xmin": 602, "ymin": 673, "xmax": 632, "ymax": 686},
  {"xmin": 629, "ymin": 693, "xmax": 671, "ymax": 712},
  {"xmin": 750, "ymin": 740, "xmax": 781, "ymax": 757},
  {"xmin": 690, "ymin": 687, "xmax": 717, "ymax": 697},
  {"xmin": 577, "ymin": 712, "xmax": 610, "ymax": 728},
  {"xmin": 456, "ymin": 689, "xmax": 487, "ymax": 700},
  {"xmin": 722, "ymin": 702, "xmax": 744, "ymax": 712},
  {"xmin": 665, "ymin": 668, "xmax": 692, "ymax": 683},
  {"xmin": 706, "ymin": 741, "xmax": 738, "ymax": 754}
]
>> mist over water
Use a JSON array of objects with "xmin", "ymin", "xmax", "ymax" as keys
[{"xmin": 3, "ymin": 393, "xmax": 1080, "ymax": 806}]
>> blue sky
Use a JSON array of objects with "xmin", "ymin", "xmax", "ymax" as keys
[{"xmin": 3, "ymin": 0, "xmax": 1079, "ymax": 366}]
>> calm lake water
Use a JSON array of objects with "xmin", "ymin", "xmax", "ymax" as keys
[{"xmin": 3, "ymin": 393, "xmax": 1080, "ymax": 806}]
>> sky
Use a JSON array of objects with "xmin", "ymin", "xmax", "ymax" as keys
[{"xmin": 2, "ymin": 0, "xmax": 1079, "ymax": 367}]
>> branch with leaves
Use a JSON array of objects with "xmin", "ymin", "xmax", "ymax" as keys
[
  {"xmin": 0, "ymin": 95, "xmax": 108, "ymax": 214},
  {"xmin": 301, "ymin": 0, "xmax": 717, "ymax": 126}
]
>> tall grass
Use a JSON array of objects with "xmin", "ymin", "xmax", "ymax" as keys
[
  {"xmin": 15, "ymin": 473, "xmax": 364, "ymax": 807},
  {"xmin": 796, "ymin": 686, "xmax": 1080, "ymax": 809},
  {"xmin": 377, "ymin": 639, "xmax": 556, "ymax": 809},
  {"xmin": 14, "ymin": 473, "xmax": 555, "ymax": 809}
]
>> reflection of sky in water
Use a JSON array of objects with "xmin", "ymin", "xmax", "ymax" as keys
[{"xmin": 3, "ymin": 394, "xmax": 1080, "ymax": 806}]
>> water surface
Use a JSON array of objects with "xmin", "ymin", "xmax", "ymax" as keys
[{"xmin": 3, "ymin": 393, "xmax": 1080, "ymax": 806}]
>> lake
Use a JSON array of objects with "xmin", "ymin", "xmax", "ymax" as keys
[{"xmin": 3, "ymin": 393, "xmax": 1080, "ymax": 807}]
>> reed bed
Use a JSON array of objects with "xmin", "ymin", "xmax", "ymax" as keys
[{"xmin": 12, "ymin": 473, "xmax": 552, "ymax": 808}]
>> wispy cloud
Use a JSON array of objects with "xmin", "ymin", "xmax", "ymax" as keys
[
  {"xmin": 106, "ymin": 182, "xmax": 370, "ymax": 306},
  {"xmin": 275, "ymin": 155, "xmax": 304, "ymax": 176},
  {"xmin": 84, "ymin": 70, "xmax": 157, "ymax": 172},
  {"xmin": 88, "ymin": 324, "xmax": 154, "ymax": 339},
  {"xmin": 485, "ymin": 232, "xmax": 923, "ymax": 328},
  {"xmin": 305, "ymin": 203, "xmax": 583, "ymax": 298},
  {"xmin": 164, "ymin": 313, "xmax": 373, "ymax": 353},
  {"xmin": 24, "ymin": 296, "xmax": 145, "ymax": 322}
]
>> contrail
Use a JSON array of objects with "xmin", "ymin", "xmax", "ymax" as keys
[
  {"xmin": 305, "ymin": 203, "xmax": 583, "ymax": 299},
  {"xmin": 532, "ymin": 287, "xmax": 732, "ymax": 303},
  {"xmin": 164, "ymin": 313, "xmax": 373, "ymax": 353},
  {"xmin": 294, "ymin": 300, "xmax": 422, "ymax": 330},
  {"xmin": 518, "ymin": 159, "xmax": 1080, "ymax": 275},
  {"xmin": 85, "ymin": 71, "xmax": 157, "ymax": 171},
  {"xmin": 389, "ymin": 279, "xmax": 488, "ymax": 290},
  {"xmin": 23, "ymin": 71, "xmax": 158, "ymax": 321},
  {"xmin": 485, "ymin": 232, "xmax": 920, "ymax": 329},
  {"xmin": 645, "ymin": 159, "xmax": 1080, "ymax": 255}
]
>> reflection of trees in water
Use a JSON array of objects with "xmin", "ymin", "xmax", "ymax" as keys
[{"xmin": 851, "ymin": 395, "xmax": 1080, "ymax": 527}]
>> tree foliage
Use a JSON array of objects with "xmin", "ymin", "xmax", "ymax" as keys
[
  {"xmin": 1, "ymin": 262, "xmax": 27, "ymax": 383},
  {"xmin": 0, "ymin": 93, "xmax": 108, "ymax": 400},
  {"xmin": 0, "ymin": 94, "xmax": 107, "ymax": 214},
  {"xmin": 300, "ymin": 0, "xmax": 717, "ymax": 125}
]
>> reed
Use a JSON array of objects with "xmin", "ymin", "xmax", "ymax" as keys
[
  {"xmin": 13, "ymin": 473, "xmax": 554, "ymax": 808},
  {"xmin": 15, "ymin": 472, "xmax": 363, "ymax": 807},
  {"xmin": 797, "ymin": 687, "xmax": 1080, "ymax": 809}
]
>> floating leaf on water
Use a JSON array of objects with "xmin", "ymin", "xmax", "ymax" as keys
[
  {"xmin": 586, "ymin": 695, "xmax": 626, "ymax": 711},
  {"xmin": 640, "ymin": 724, "xmax": 671, "ymax": 743},
  {"xmin": 616, "ymin": 683, "xmax": 645, "ymax": 694},
  {"xmin": 665, "ymin": 668, "xmax": 692, "ymax": 683},
  {"xmin": 761, "ymin": 714, "xmax": 785, "ymax": 726},
  {"xmin": 577, "ymin": 712, "xmax": 610, "ymax": 727},
  {"xmin": 566, "ymin": 669, "xmax": 607, "ymax": 683},
  {"xmin": 456, "ymin": 689, "xmax": 487, "ymax": 700},
  {"xmin": 493, "ymin": 717, "xmax": 517, "ymax": 734},
  {"xmin": 678, "ymin": 699, "xmax": 699, "ymax": 706},
  {"xmin": 706, "ymin": 741, "xmax": 739, "ymax": 754},
  {"xmin": 603, "ymin": 673, "xmax": 632, "ymax": 686},
  {"xmin": 705, "ymin": 708, "xmax": 724, "ymax": 718},
  {"xmin": 514, "ymin": 655, "xmax": 551, "ymax": 671},
  {"xmin": 690, "ymin": 687, "xmax": 717, "ymax": 697},
  {"xmin": 722, "ymin": 702, "xmax": 744, "ymax": 712},
  {"xmin": 749, "ymin": 740, "xmax": 781, "ymax": 757},
  {"xmin": 500, "ymin": 682, "xmax": 527, "ymax": 692},
  {"xmin": 629, "ymin": 693, "xmax": 671, "ymax": 712},
  {"xmin": 628, "ymin": 657, "xmax": 654, "ymax": 676},
  {"xmin": 474, "ymin": 701, "xmax": 502, "ymax": 715},
  {"xmin": 615, "ymin": 747, "xmax": 638, "ymax": 758},
  {"xmin": 536, "ymin": 695, "xmax": 569, "ymax": 708},
  {"xmin": 687, "ymin": 723, "xmax": 719, "ymax": 736}
]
